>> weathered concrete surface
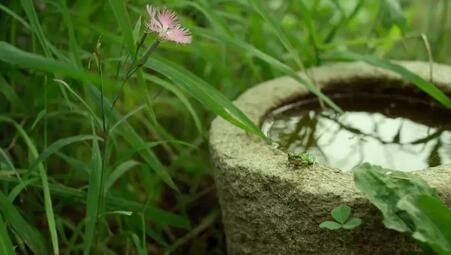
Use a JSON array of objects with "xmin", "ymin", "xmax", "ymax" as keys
[{"xmin": 209, "ymin": 62, "xmax": 451, "ymax": 255}]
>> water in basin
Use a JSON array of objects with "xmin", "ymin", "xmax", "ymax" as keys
[{"xmin": 262, "ymin": 93, "xmax": 451, "ymax": 171}]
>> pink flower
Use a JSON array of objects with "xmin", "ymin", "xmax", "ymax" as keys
[{"xmin": 146, "ymin": 5, "xmax": 192, "ymax": 44}]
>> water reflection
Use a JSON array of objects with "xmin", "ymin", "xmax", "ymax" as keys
[{"xmin": 262, "ymin": 94, "xmax": 451, "ymax": 171}]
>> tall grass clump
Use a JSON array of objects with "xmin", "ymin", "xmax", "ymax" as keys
[{"xmin": 0, "ymin": 0, "xmax": 450, "ymax": 254}]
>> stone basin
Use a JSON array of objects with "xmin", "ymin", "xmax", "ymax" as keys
[{"xmin": 209, "ymin": 61, "xmax": 451, "ymax": 255}]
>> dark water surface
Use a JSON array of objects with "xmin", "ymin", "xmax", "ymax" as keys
[{"xmin": 262, "ymin": 93, "xmax": 451, "ymax": 171}]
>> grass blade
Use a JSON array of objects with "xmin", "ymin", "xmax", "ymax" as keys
[
  {"xmin": 105, "ymin": 160, "xmax": 140, "ymax": 192},
  {"xmin": 0, "ymin": 42, "xmax": 104, "ymax": 86},
  {"xmin": 28, "ymin": 135, "xmax": 100, "ymax": 174},
  {"xmin": 83, "ymin": 124, "xmax": 103, "ymax": 255},
  {"xmin": 0, "ymin": 175, "xmax": 189, "ymax": 228},
  {"xmin": 0, "ymin": 75, "xmax": 25, "ymax": 111},
  {"xmin": 0, "ymin": 192, "xmax": 48, "ymax": 255},
  {"xmin": 20, "ymin": 0, "xmax": 63, "ymax": 59},
  {"xmin": 145, "ymin": 56, "xmax": 265, "ymax": 138},
  {"xmin": 109, "ymin": 0, "xmax": 135, "ymax": 54},
  {"xmin": 249, "ymin": 0, "xmax": 306, "ymax": 68},
  {"xmin": 144, "ymin": 74, "xmax": 203, "ymax": 134},
  {"xmin": 57, "ymin": 0, "xmax": 82, "ymax": 67},
  {"xmin": 0, "ymin": 3, "xmax": 31, "ymax": 30},
  {"xmin": 322, "ymin": 51, "xmax": 451, "ymax": 109},
  {"xmin": 20, "ymin": 0, "xmax": 51, "ymax": 56},
  {"xmin": 85, "ymin": 86, "xmax": 178, "ymax": 191},
  {"xmin": 0, "ymin": 116, "xmax": 58, "ymax": 255},
  {"xmin": 193, "ymin": 27, "xmax": 342, "ymax": 112},
  {"xmin": 0, "ymin": 148, "xmax": 24, "ymax": 186},
  {"xmin": 0, "ymin": 214, "xmax": 15, "ymax": 255}
]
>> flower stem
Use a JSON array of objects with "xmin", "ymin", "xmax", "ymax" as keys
[{"xmin": 109, "ymin": 39, "xmax": 160, "ymax": 115}]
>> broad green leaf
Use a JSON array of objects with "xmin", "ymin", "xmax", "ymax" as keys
[
  {"xmin": 145, "ymin": 56, "xmax": 265, "ymax": 138},
  {"xmin": 0, "ymin": 192, "xmax": 48, "ymax": 255},
  {"xmin": 322, "ymin": 51, "xmax": 451, "ymax": 110},
  {"xmin": 331, "ymin": 204, "xmax": 351, "ymax": 224},
  {"xmin": 398, "ymin": 195, "xmax": 451, "ymax": 255},
  {"xmin": 319, "ymin": 221, "xmax": 342, "ymax": 230},
  {"xmin": 0, "ymin": 214, "xmax": 15, "ymax": 255},
  {"xmin": 342, "ymin": 217, "xmax": 362, "ymax": 230},
  {"xmin": 353, "ymin": 163, "xmax": 437, "ymax": 233}
]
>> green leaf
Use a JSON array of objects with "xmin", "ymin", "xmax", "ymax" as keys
[
  {"xmin": 144, "ymin": 74, "xmax": 203, "ymax": 135},
  {"xmin": 109, "ymin": 0, "xmax": 135, "ymax": 54},
  {"xmin": 20, "ymin": 0, "xmax": 52, "ymax": 57},
  {"xmin": 57, "ymin": 0, "xmax": 82, "ymax": 67},
  {"xmin": 0, "ymin": 214, "xmax": 16, "ymax": 255},
  {"xmin": 0, "ymin": 117, "xmax": 56, "ymax": 255},
  {"xmin": 0, "ymin": 192, "xmax": 48, "ymax": 255},
  {"xmin": 193, "ymin": 27, "xmax": 342, "ymax": 113},
  {"xmin": 0, "ymin": 75, "xmax": 25, "ymax": 111},
  {"xmin": 319, "ymin": 221, "xmax": 342, "ymax": 230},
  {"xmin": 353, "ymin": 163, "xmax": 437, "ymax": 233},
  {"xmin": 0, "ymin": 3, "xmax": 31, "ymax": 30},
  {"xmin": 30, "ymin": 109, "xmax": 47, "ymax": 130},
  {"xmin": 398, "ymin": 195, "xmax": 451, "ymax": 255},
  {"xmin": 145, "ymin": 56, "xmax": 265, "ymax": 139},
  {"xmin": 105, "ymin": 160, "xmax": 140, "ymax": 192},
  {"xmin": 331, "ymin": 204, "xmax": 351, "ymax": 224},
  {"xmin": 132, "ymin": 16, "xmax": 142, "ymax": 44},
  {"xmin": 0, "ymin": 175, "xmax": 188, "ymax": 228},
  {"xmin": 343, "ymin": 217, "xmax": 362, "ymax": 230},
  {"xmin": 28, "ymin": 135, "xmax": 100, "ymax": 174},
  {"xmin": 322, "ymin": 51, "xmax": 451, "ymax": 110},
  {"xmin": 83, "ymin": 124, "xmax": 103, "ymax": 255},
  {"xmin": 85, "ymin": 86, "xmax": 178, "ymax": 191},
  {"xmin": 0, "ymin": 42, "xmax": 105, "ymax": 86},
  {"xmin": 249, "ymin": 0, "xmax": 306, "ymax": 68}
]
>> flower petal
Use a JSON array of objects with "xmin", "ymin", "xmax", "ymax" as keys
[
  {"xmin": 158, "ymin": 10, "xmax": 178, "ymax": 29},
  {"xmin": 163, "ymin": 26, "xmax": 192, "ymax": 44},
  {"xmin": 146, "ymin": 4, "xmax": 162, "ymax": 33}
]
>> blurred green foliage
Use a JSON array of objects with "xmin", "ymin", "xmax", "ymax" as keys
[{"xmin": 0, "ymin": 0, "xmax": 450, "ymax": 254}]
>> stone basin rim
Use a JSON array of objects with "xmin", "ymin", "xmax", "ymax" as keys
[{"xmin": 209, "ymin": 61, "xmax": 451, "ymax": 197}]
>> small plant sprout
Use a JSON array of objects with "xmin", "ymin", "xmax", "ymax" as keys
[
  {"xmin": 288, "ymin": 152, "xmax": 316, "ymax": 167},
  {"xmin": 319, "ymin": 204, "xmax": 362, "ymax": 231}
]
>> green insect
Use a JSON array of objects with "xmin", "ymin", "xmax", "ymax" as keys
[{"xmin": 287, "ymin": 152, "xmax": 316, "ymax": 167}]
